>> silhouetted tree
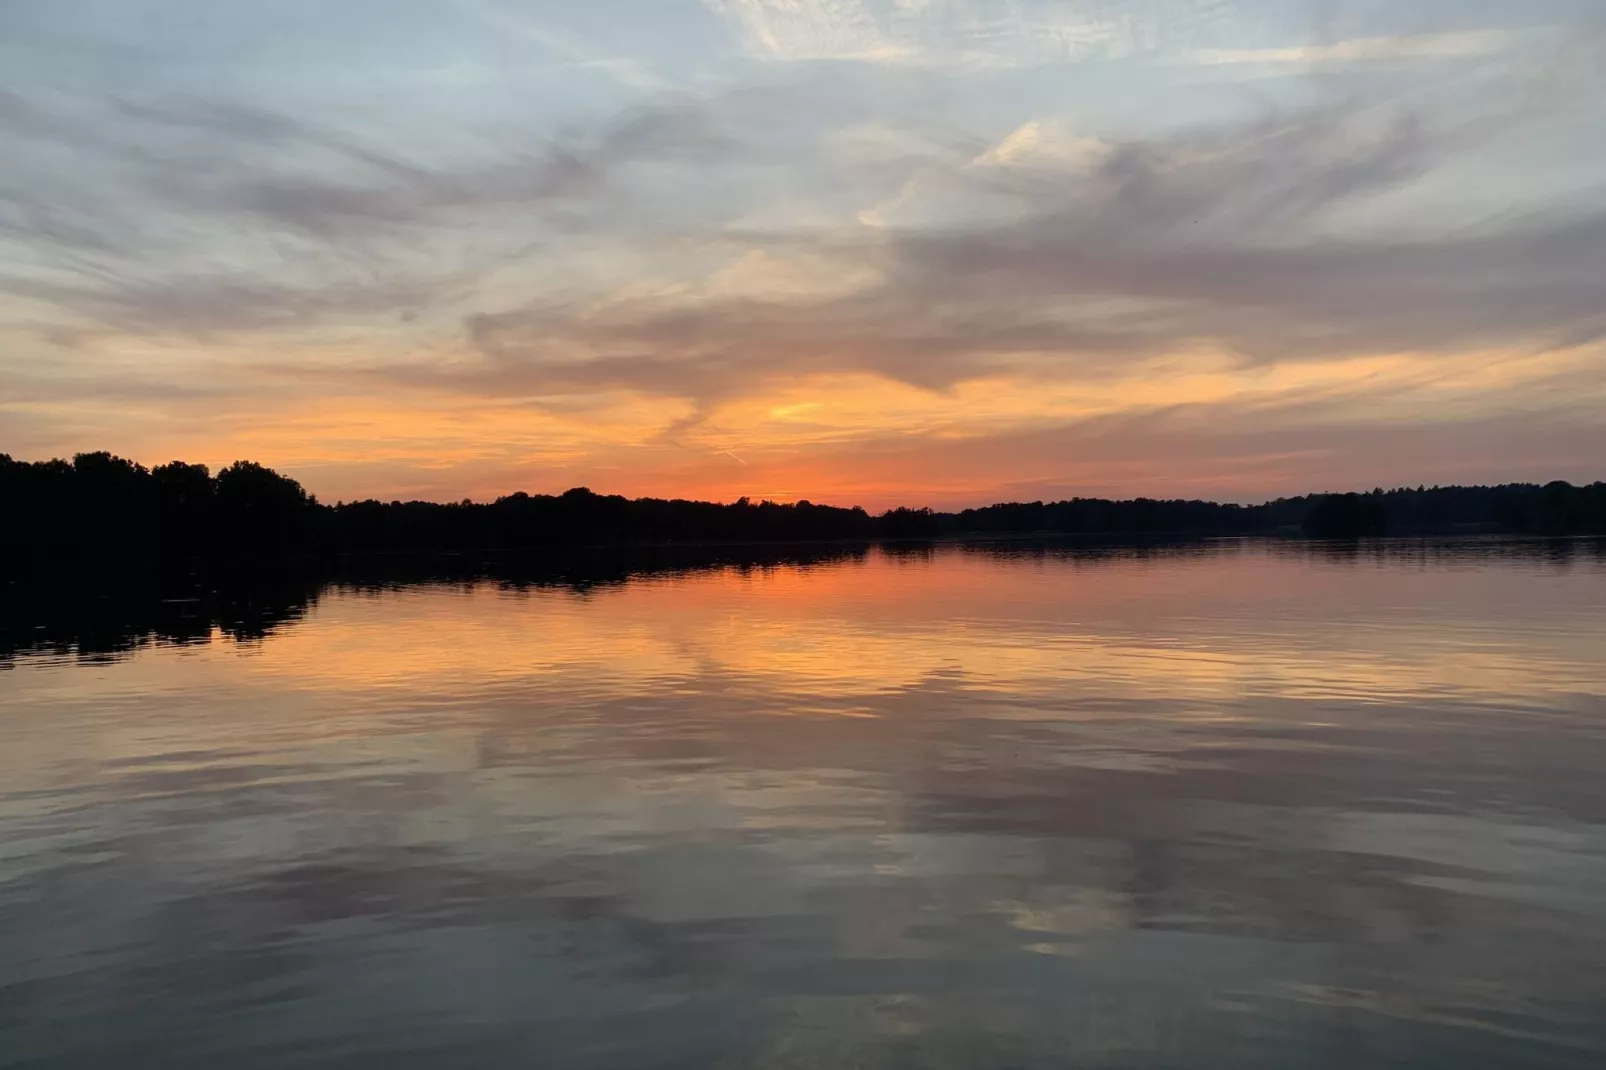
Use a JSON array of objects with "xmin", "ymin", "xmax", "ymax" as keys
[
  {"xmin": 1303, "ymin": 492, "xmax": 1389, "ymax": 538},
  {"xmin": 150, "ymin": 461, "xmax": 214, "ymax": 551},
  {"xmin": 2, "ymin": 449, "xmax": 1603, "ymax": 565},
  {"xmin": 214, "ymin": 460, "xmax": 314, "ymax": 551},
  {"xmin": 152, "ymin": 460, "xmax": 213, "ymax": 507},
  {"xmin": 881, "ymin": 506, "xmax": 944, "ymax": 539}
]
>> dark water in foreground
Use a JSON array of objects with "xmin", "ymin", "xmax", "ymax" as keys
[{"xmin": 4, "ymin": 539, "xmax": 1606, "ymax": 1068}]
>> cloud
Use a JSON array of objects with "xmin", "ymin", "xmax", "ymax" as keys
[
  {"xmin": 452, "ymin": 0, "xmax": 671, "ymax": 91},
  {"xmin": 0, "ymin": 91, "xmax": 732, "ymax": 334},
  {"xmin": 969, "ymin": 120, "xmax": 1112, "ymax": 172},
  {"xmin": 707, "ymin": 0, "xmax": 913, "ymax": 64},
  {"xmin": 704, "ymin": 0, "xmax": 1228, "ymax": 68},
  {"xmin": 702, "ymin": 0, "xmax": 1579, "ymax": 86},
  {"xmin": 1186, "ymin": 29, "xmax": 1517, "ymax": 67},
  {"xmin": 389, "ymin": 95, "xmax": 1605, "ymax": 429}
]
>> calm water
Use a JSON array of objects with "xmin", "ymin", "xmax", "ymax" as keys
[{"xmin": 4, "ymin": 539, "xmax": 1606, "ymax": 1068}]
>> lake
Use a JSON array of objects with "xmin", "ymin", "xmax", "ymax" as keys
[{"xmin": 3, "ymin": 539, "xmax": 1606, "ymax": 1068}]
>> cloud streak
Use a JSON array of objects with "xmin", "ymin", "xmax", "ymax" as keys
[
  {"xmin": 387, "ymin": 97, "xmax": 1606, "ymax": 423},
  {"xmin": 1187, "ymin": 29, "xmax": 1518, "ymax": 67},
  {"xmin": 0, "ymin": 91, "xmax": 733, "ymax": 334}
]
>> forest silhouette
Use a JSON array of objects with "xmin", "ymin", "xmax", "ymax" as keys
[{"xmin": 4, "ymin": 451, "xmax": 1605, "ymax": 563}]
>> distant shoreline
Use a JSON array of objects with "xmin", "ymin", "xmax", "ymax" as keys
[{"xmin": 5, "ymin": 451, "xmax": 1604, "ymax": 563}]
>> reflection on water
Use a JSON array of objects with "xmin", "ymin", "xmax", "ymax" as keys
[{"xmin": 3, "ymin": 538, "xmax": 1606, "ymax": 1068}]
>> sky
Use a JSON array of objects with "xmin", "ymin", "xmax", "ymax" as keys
[{"xmin": 2, "ymin": 1, "xmax": 1604, "ymax": 509}]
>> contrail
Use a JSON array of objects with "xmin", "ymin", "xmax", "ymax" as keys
[{"xmin": 722, "ymin": 450, "xmax": 749, "ymax": 466}]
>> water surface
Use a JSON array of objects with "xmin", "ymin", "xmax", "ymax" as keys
[{"xmin": 4, "ymin": 539, "xmax": 1606, "ymax": 1068}]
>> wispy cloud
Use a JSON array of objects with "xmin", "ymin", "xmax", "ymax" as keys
[
  {"xmin": 409, "ymin": 97, "xmax": 1606, "ymax": 419},
  {"xmin": 0, "ymin": 92, "xmax": 733, "ymax": 334},
  {"xmin": 453, "ymin": 0, "xmax": 671, "ymax": 90},
  {"xmin": 1187, "ymin": 29, "xmax": 1518, "ymax": 67},
  {"xmin": 704, "ymin": 0, "xmax": 1225, "ymax": 68}
]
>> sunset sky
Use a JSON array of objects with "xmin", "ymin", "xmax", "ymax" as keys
[{"xmin": 2, "ymin": 1, "xmax": 1604, "ymax": 508}]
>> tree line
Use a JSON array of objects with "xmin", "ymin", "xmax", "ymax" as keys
[{"xmin": 3, "ymin": 451, "xmax": 1604, "ymax": 561}]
